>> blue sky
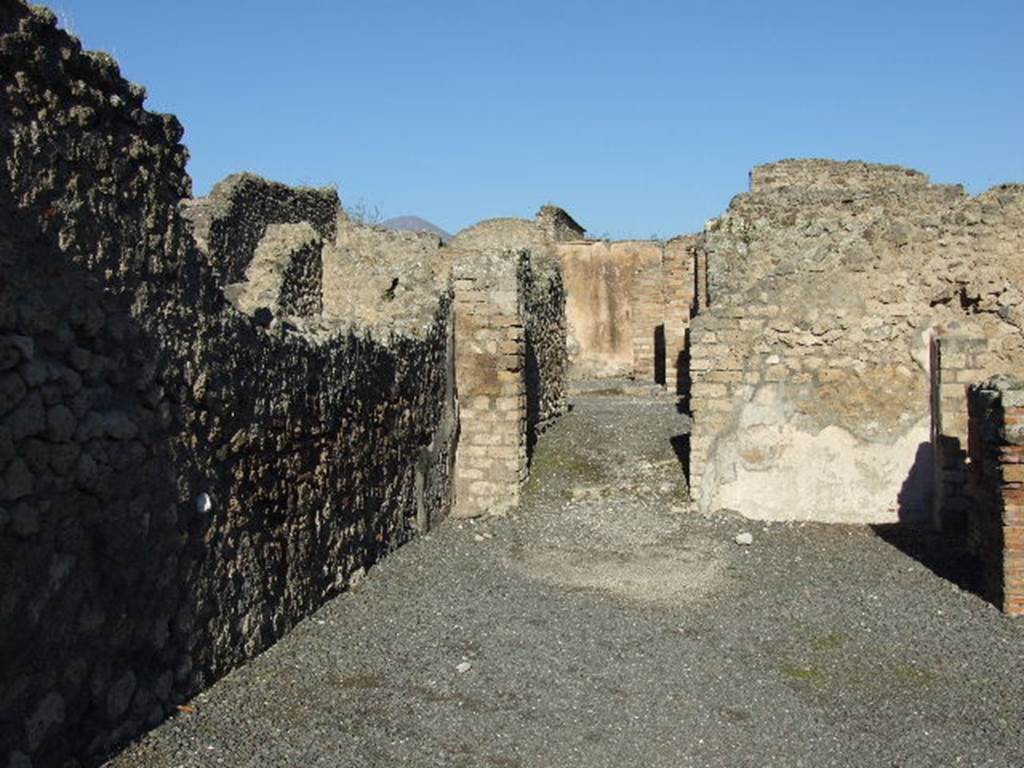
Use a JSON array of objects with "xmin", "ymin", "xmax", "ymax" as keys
[{"xmin": 54, "ymin": 0, "xmax": 1023, "ymax": 239}]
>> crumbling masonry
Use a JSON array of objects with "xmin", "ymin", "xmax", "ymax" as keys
[
  {"xmin": 0, "ymin": 5, "xmax": 566, "ymax": 763},
  {"xmin": 3, "ymin": 2, "xmax": 1024, "ymax": 766}
]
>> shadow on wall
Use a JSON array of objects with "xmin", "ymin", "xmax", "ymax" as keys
[
  {"xmin": 654, "ymin": 324, "xmax": 666, "ymax": 386},
  {"xmin": 670, "ymin": 433, "xmax": 691, "ymax": 490},
  {"xmin": 897, "ymin": 442, "xmax": 934, "ymax": 525},
  {"xmin": 933, "ymin": 434, "xmax": 970, "ymax": 534},
  {"xmin": 675, "ymin": 328, "xmax": 691, "ymax": 415},
  {"xmin": 0, "ymin": 177, "xmax": 449, "ymax": 764},
  {"xmin": 873, "ymin": 441, "xmax": 983, "ymax": 599},
  {"xmin": 525, "ymin": 339, "xmax": 540, "ymax": 461}
]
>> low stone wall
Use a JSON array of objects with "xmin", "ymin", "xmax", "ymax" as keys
[
  {"xmin": 967, "ymin": 378, "xmax": 1024, "ymax": 615},
  {"xmin": 181, "ymin": 173, "xmax": 337, "ymax": 288},
  {"xmin": 222, "ymin": 222, "xmax": 324, "ymax": 319},
  {"xmin": 0, "ymin": 6, "xmax": 457, "ymax": 766}
]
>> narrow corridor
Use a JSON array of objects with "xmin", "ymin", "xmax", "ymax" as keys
[{"xmin": 108, "ymin": 384, "xmax": 1024, "ymax": 768}]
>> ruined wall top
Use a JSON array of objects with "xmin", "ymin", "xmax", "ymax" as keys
[
  {"xmin": 704, "ymin": 160, "xmax": 1024, "ymax": 322},
  {"xmin": 451, "ymin": 203, "xmax": 587, "ymax": 254},
  {"xmin": 181, "ymin": 173, "xmax": 338, "ymax": 287},
  {"xmin": 450, "ymin": 217, "xmax": 548, "ymax": 256},
  {"xmin": 749, "ymin": 158, "xmax": 931, "ymax": 193},
  {"xmin": 536, "ymin": 204, "xmax": 586, "ymax": 241},
  {"xmin": 321, "ymin": 216, "xmax": 453, "ymax": 335}
]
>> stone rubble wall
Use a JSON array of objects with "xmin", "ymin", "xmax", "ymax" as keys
[
  {"xmin": 690, "ymin": 159, "xmax": 1024, "ymax": 523},
  {"xmin": 222, "ymin": 221, "xmax": 324, "ymax": 319},
  {"xmin": 967, "ymin": 378, "xmax": 1024, "ymax": 615},
  {"xmin": 749, "ymin": 158, "xmax": 930, "ymax": 194},
  {"xmin": 181, "ymin": 173, "xmax": 337, "ymax": 290},
  {"xmin": 450, "ymin": 217, "xmax": 550, "ymax": 255},
  {"xmin": 536, "ymin": 204, "xmax": 586, "ymax": 242},
  {"xmin": 519, "ymin": 249, "xmax": 568, "ymax": 439},
  {"xmin": 0, "ymin": 5, "xmax": 458, "ymax": 766},
  {"xmin": 322, "ymin": 215, "xmax": 452, "ymax": 335}
]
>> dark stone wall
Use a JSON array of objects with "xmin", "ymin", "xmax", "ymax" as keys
[
  {"xmin": 182, "ymin": 173, "xmax": 338, "ymax": 288},
  {"xmin": 519, "ymin": 250, "xmax": 568, "ymax": 453},
  {"xmin": 0, "ymin": 4, "xmax": 454, "ymax": 765}
]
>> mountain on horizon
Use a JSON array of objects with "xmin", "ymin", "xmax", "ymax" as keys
[{"xmin": 380, "ymin": 215, "xmax": 451, "ymax": 242}]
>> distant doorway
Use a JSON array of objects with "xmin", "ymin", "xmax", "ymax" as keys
[{"xmin": 654, "ymin": 324, "xmax": 666, "ymax": 385}]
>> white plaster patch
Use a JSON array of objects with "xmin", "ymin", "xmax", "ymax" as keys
[{"xmin": 701, "ymin": 385, "xmax": 931, "ymax": 524}]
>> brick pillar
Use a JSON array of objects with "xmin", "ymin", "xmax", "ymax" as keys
[
  {"xmin": 693, "ymin": 245, "xmax": 710, "ymax": 310},
  {"xmin": 664, "ymin": 237, "xmax": 696, "ymax": 400},
  {"xmin": 967, "ymin": 378, "xmax": 1024, "ymax": 615},
  {"xmin": 452, "ymin": 253, "xmax": 528, "ymax": 518},
  {"xmin": 630, "ymin": 256, "xmax": 664, "ymax": 383},
  {"xmin": 931, "ymin": 335, "xmax": 989, "ymax": 531}
]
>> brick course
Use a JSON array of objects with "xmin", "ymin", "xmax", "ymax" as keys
[{"xmin": 967, "ymin": 379, "xmax": 1024, "ymax": 615}]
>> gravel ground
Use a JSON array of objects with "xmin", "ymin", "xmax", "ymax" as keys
[{"xmin": 106, "ymin": 383, "xmax": 1024, "ymax": 768}]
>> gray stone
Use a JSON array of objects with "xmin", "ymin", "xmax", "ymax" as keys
[
  {"xmin": 40, "ymin": 383, "xmax": 62, "ymax": 406},
  {"xmin": 78, "ymin": 602, "xmax": 106, "ymax": 634},
  {"xmin": 46, "ymin": 404, "xmax": 76, "ymax": 442},
  {"xmin": 75, "ymin": 411, "xmax": 104, "ymax": 442},
  {"xmin": 19, "ymin": 360, "xmax": 52, "ymax": 388},
  {"xmin": 1003, "ymin": 423, "xmax": 1024, "ymax": 446},
  {"xmin": 101, "ymin": 411, "xmax": 138, "ymax": 440},
  {"xmin": 6, "ymin": 391, "xmax": 45, "ymax": 441},
  {"xmin": 0, "ymin": 335, "xmax": 34, "ymax": 371},
  {"xmin": 57, "ymin": 365, "xmax": 82, "ymax": 396},
  {"xmin": 0, "ymin": 371, "xmax": 26, "ymax": 415},
  {"xmin": 22, "ymin": 439, "xmax": 50, "ymax": 474},
  {"xmin": 1, "ymin": 458, "xmax": 33, "ymax": 501},
  {"xmin": 50, "ymin": 443, "xmax": 81, "ymax": 476},
  {"xmin": 68, "ymin": 346, "xmax": 92, "ymax": 373},
  {"xmin": 0, "ymin": 346, "xmax": 18, "ymax": 371},
  {"xmin": 154, "ymin": 671, "xmax": 173, "ymax": 703},
  {"xmin": 25, "ymin": 692, "xmax": 65, "ymax": 750},
  {"xmin": 11, "ymin": 502, "xmax": 40, "ymax": 536},
  {"xmin": 734, "ymin": 532, "xmax": 754, "ymax": 546},
  {"xmin": 75, "ymin": 452, "xmax": 99, "ymax": 489},
  {"xmin": 107, "ymin": 671, "xmax": 137, "ymax": 720},
  {"xmin": 0, "ymin": 426, "xmax": 13, "ymax": 460}
]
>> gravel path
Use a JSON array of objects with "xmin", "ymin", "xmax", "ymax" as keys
[{"xmin": 107, "ymin": 384, "xmax": 1024, "ymax": 767}]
